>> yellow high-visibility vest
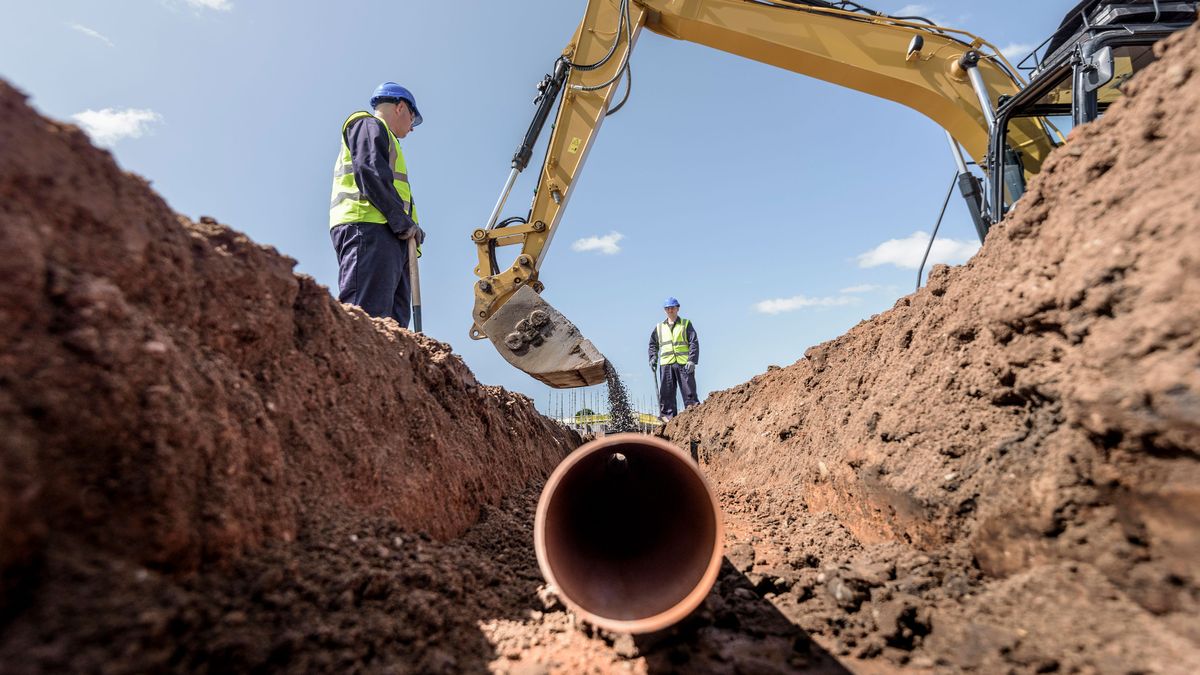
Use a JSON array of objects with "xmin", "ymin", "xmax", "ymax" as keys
[
  {"xmin": 657, "ymin": 319, "xmax": 691, "ymax": 366},
  {"xmin": 329, "ymin": 111, "xmax": 419, "ymax": 229}
]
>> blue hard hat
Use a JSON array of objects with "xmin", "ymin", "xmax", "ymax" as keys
[
  {"xmin": 369, "ymin": 82, "xmax": 423, "ymax": 127},
  {"xmin": 663, "ymin": 297, "xmax": 680, "ymax": 308}
]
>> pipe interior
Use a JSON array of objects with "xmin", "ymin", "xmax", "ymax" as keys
[{"xmin": 543, "ymin": 441, "xmax": 718, "ymax": 622}]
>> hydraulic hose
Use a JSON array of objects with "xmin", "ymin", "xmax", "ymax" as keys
[{"xmin": 512, "ymin": 58, "xmax": 571, "ymax": 173}]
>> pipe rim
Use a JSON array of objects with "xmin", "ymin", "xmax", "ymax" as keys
[{"xmin": 534, "ymin": 433, "xmax": 725, "ymax": 634}]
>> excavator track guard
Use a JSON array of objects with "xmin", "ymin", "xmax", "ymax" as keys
[{"xmin": 482, "ymin": 285, "xmax": 607, "ymax": 388}]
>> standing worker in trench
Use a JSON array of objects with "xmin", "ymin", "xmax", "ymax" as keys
[
  {"xmin": 649, "ymin": 297, "xmax": 700, "ymax": 420},
  {"xmin": 329, "ymin": 82, "xmax": 426, "ymax": 328}
]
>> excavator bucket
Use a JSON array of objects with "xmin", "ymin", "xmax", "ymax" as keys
[{"xmin": 482, "ymin": 285, "xmax": 607, "ymax": 388}]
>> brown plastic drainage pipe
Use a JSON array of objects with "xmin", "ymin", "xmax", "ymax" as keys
[{"xmin": 534, "ymin": 433, "xmax": 724, "ymax": 634}]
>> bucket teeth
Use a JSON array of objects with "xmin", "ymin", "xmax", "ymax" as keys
[{"xmin": 482, "ymin": 285, "xmax": 607, "ymax": 388}]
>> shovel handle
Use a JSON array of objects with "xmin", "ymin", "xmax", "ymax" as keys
[
  {"xmin": 651, "ymin": 365, "xmax": 662, "ymax": 422},
  {"xmin": 407, "ymin": 237, "xmax": 422, "ymax": 333}
]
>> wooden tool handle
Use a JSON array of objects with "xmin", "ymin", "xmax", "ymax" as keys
[{"xmin": 407, "ymin": 237, "xmax": 422, "ymax": 332}]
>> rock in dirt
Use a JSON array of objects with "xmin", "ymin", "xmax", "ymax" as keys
[{"xmin": 727, "ymin": 542, "xmax": 756, "ymax": 573}]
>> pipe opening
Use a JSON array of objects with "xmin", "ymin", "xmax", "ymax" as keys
[{"xmin": 537, "ymin": 435, "xmax": 721, "ymax": 631}]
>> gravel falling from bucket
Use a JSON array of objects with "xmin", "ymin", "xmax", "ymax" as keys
[{"xmin": 604, "ymin": 362, "xmax": 638, "ymax": 432}]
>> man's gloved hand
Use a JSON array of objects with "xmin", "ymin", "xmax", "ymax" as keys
[
  {"xmin": 398, "ymin": 225, "xmax": 426, "ymax": 245},
  {"xmin": 650, "ymin": 362, "xmax": 658, "ymax": 373},
  {"xmin": 684, "ymin": 362, "xmax": 695, "ymax": 374}
]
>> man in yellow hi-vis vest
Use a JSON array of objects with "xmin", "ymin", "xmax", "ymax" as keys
[
  {"xmin": 329, "ymin": 82, "xmax": 426, "ymax": 328},
  {"xmin": 648, "ymin": 297, "xmax": 700, "ymax": 420}
]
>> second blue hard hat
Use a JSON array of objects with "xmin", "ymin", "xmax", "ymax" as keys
[
  {"xmin": 663, "ymin": 297, "xmax": 680, "ymax": 308},
  {"xmin": 370, "ymin": 82, "xmax": 423, "ymax": 127}
]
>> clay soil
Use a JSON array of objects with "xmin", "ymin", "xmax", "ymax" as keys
[
  {"xmin": 0, "ymin": 69, "xmax": 585, "ymax": 671},
  {"xmin": 1, "ymin": 18, "xmax": 1199, "ymax": 675},
  {"xmin": 664, "ymin": 21, "xmax": 1200, "ymax": 675}
]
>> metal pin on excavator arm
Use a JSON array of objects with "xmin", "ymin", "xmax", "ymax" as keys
[{"xmin": 469, "ymin": 0, "xmax": 648, "ymax": 388}]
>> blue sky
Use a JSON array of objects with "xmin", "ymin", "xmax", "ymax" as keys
[{"xmin": 1, "ymin": 1, "xmax": 1076, "ymax": 414}]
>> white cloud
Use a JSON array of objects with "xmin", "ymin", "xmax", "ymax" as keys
[
  {"xmin": 184, "ymin": 0, "xmax": 232, "ymax": 10},
  {"xmin": 71, "ymin": 108, "xmax": 163, "ymax": 147},
  {"xmin": 754, "ymin": 294, "xmax": 858, "ymax": 315},
  {"xmin": 1000, "ymin": 42, "xmax": 1036, "ymax": 63},
  {"xmin": 895, "ymin": 4, "xmax": 932, "ymax": 16},
  {"xmin": 571, "ymin": 231, "xmax": 624, "ymax": 255},
  {"xmin": 891, "ymin": 3, "xmax": 957, "ymax": 27},
  {"xmin": 69, "ymin": 24, "xmax": 114, "ymax": 47},
  {"xmin": 856, "ymin": 231, "xmax": 980, "ymax": 270},
  {"xmin": 839, "ymin": 284, "xmax": 883, "ymax": 294}
]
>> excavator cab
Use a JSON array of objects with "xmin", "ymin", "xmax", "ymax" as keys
[{"xmin": 988, "ymin": 0, "xmax": 1195, "ymax": 219}]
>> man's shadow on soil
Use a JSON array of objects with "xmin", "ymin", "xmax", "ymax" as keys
[{"xmin": 628, "ymin": 558, "xmax": 851, "ymax": 674}]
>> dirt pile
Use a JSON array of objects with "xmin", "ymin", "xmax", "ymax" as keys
[
  {"xmin": 0, "ymin": 78, "xmax": 580, "ymax": 669},
  {"xmin": 666, "ymin": 22, "xmax": 1200, "ymax": 673},
  {"xmin": 3, "ymin": 18, "xmax": 1200, "ymax": 675}
]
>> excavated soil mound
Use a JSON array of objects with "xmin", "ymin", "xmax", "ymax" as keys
[
  {"xmin": 0, "ymin": 79, "xmax": 581, "ymax": 670},
  {"xmin": 666, "ymin": 22, "xmax": 1200, "ymax": 674},
  {"xmin": 2, "ymin": 20, "xmax": 1199, "ymax": 675}
]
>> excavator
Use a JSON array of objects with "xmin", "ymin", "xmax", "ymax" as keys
[{"xmin": 469, "ymin": 0, "xmax": 1196, "ymax": 388}]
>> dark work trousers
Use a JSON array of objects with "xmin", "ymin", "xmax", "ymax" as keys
[
  {"xmin": 658, "ymin": 363, "xmax": 699, "ymax": 419},
  {"xmin": 330, "ymin": 221, "xmax": 411, "ymax": 328}
]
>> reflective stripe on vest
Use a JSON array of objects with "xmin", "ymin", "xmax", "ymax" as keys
[
  {"xmin": 329, "ymin": 111, "xmax": 419, "ymax": 228},
  {"xmin": 657, "ymin": 319, "xmax": 691, "ymax": 366}
]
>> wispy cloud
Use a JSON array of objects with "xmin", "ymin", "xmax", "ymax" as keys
[
  {"xmin": 184, "ymin": 0, "xmax": 233, "ymax": 10},
  {"xmin": 572, "ymin": 231, "xmax": 624, "ymax": 255},
  {"xmin": 895, "ymin": 4, "xmax": 932, "ymax": 17},
  {"xmin": 69, "ymin": 23, "xmax": 114, "ymax": 47},
  {"xmin": 891, "ymin": 3, "xmax": 961, "ymax": 27},
  {"xmin": 839, "ymin": 284, "xmax": 883, "ymax": 294},
  {"xmin": 71, "ymin": 108, "xmax": 163, "ymax": 147},
  {"xmin": 754, "ymin": 294, "xmax": 858, "ymax": 315},
  {"xmin": 999, "ymin": 42, "xmax": 1037, "ymax": 63},
  {"xmin": 856, "ymin": 231, "xmax": 979, "ymax": 270}
]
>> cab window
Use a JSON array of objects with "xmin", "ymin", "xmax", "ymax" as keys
[
  {"xmin": 998, "ymin": 69, "xmax": 1071, "ymax": 210},
  {"xmin": 1092, "ymin": 43, "xmax": 1158, "ymax": 117}
]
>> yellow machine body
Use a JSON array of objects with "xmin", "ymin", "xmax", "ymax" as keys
[{"xmin": 473, "ymin": 0, "xmax": 1057, "ymax": 387}]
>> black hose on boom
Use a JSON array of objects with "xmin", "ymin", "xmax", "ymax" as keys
[
  {"xmin": 512, "ymin": 58, "xmax": 570, "ymax": 173},
  {"xmin": 765, "ymin": 0, "xmax": 941, "ymax": 28}
]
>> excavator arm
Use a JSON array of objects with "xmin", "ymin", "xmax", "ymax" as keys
[{"xmin": 472, "ymin": 0, "xmax": 1057, "ymax": 388}]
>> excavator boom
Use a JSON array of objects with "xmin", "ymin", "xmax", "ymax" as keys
[{"xmin": 472, "ymin": 0, "xmax": 1057, "ymax": 388}]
